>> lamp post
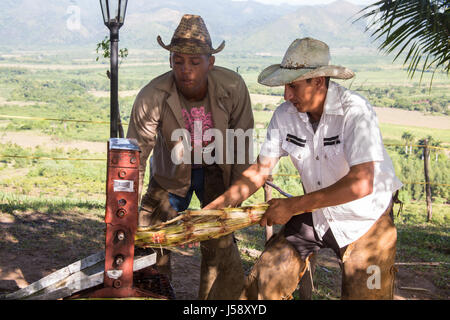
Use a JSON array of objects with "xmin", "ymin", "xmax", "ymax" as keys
[
  {"xmin": 100, "ymin": 0, "xmax": 128, "ymax": 138},
  {"xmin": 95, "ymin": 0, "xmax": 149, "ymax": 299}
]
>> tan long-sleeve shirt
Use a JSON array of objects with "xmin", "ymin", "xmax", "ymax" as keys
[{"xmin": 127, "ymin": 66, "xmax": 254, "ymax": 198}]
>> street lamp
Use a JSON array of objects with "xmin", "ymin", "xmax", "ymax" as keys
[
  {"xmin": 99, "ymin": 0, "xmax": 128, "ymax": 138},
  {"xmin": 97, "ymin": 0, "xmax": 147, "ymax": 300}
]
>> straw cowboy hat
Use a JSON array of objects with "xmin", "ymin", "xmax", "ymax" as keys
[
  {"xmin": 258, "ymin": 37, "xmax": 354, "ymax": 87},
  {"xmin": 157, "ymin": 14, "xmax": 225, "ymax": 55}
]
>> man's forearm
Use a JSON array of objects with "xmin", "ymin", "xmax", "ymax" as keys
[
  {"xmin": 208, "ymin": 163, "xmax": 266, "ymax": 208},
  {"xmin": 205, "ymin": 156, "xmax": 278, "ymax": 209}
]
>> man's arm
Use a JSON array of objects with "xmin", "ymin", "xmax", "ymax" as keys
[
  {"xmin": 228, "ymin": 75, "xmax": 255, "ymax": 183},
  {"xmin": 204, "ymin": 155, "xmax": 279, "ymax": 209},
  {"xmin": 126, "ymin": 90, "xmax": 160, "ymax": 200},
  {"xmin": 260, "ymin": 161, "xmax": 375, "ymax": 226}
]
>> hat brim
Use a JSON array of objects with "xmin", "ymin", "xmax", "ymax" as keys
[
  {"xmin": 258, "ymin": 64, "xmax": 354, "ymax": 87},
  {"xmin": 157, "ymin": 35, "xmax": 225, "ymax": 54}
]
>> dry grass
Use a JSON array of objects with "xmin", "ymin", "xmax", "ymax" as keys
[
  {"xmin": 0, "ymin": 131, "xmax": 106, "ymax": 154},
  {"xmin": 373, "ymin": 107, "xmax": 450, "ymax": 130}
]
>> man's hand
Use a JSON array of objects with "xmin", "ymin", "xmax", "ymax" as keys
[{"xmin": 259, "ymin": 197, "xmax": 304, "ymax": 227}]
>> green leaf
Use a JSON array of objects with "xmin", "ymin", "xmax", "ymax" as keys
[{"xmin": 354, "ymin": 0, "xmax": 449, "ymax": 89}]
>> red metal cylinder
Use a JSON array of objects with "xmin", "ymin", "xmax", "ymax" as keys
[{"xmin": 103, "ymin": 139, "xmax": 140, "ymax": 291}]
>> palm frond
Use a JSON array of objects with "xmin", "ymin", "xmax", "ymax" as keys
[{"xmin": 354, "ymin": 0, "xmax": 449, "ymax": 86}]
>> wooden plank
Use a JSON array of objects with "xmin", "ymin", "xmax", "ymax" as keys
[
  {"xmin": 27, "ymin": 288, "xmax": 75, "ymax": 301},
  {"xmin": 133, "ymin": 253, "xmax": 157, "ymax": 271},
  {"xmin": 25, "ymin": 260, "xmax": 105, "ymax": 300},
  {"xmin": 24, "ymin": 253, "xmax": 157, "ymax": 300},
  {"xmin": 3, "ymin": 252, "xmax": 156, "ymax": 300},
  {"xmin": 28, "ymin": 272, "xmax": 104, "ymax": 300},
  {"xmin": 3, "ymin": 251, "xmax": 105, "ymax": 300}
]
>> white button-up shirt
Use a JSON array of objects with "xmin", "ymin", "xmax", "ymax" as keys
[{"xmin": 260, "ymin": 81, "xmax": 403, "ymax": 248}]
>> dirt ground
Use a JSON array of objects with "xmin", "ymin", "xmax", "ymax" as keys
[
  {"xmin": 0, "ymin": 131, "xmax": 106, "ymax": 154},
  {"xmin": 0, "ymin": 234, "xmax": 446, "ymax": 300},
  {"xmin": 373, "ymin": 107, "xmax": 450, "ymax": 130}
]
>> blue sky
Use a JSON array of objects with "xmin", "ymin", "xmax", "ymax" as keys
[{"xmin": 232, "ymin": 0, "xmax": 373, "ymax": 5}]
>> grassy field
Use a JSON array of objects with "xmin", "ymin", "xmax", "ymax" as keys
[
  {"xmin": 379, "ymin": 123, "xmax": 450, "ymax": 145},
  {"xmin": 0, "ymin": 49, "xmax": 448, "ymax": 299}
]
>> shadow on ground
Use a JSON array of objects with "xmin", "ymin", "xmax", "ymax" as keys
[{"xmin": 0, "ymin": 200, "xmax": 105, "ymax": 293}]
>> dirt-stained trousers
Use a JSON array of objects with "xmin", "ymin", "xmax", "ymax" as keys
[{"xmin": 240, "ymin": 201, "xmax": 398, "ymax": 300}]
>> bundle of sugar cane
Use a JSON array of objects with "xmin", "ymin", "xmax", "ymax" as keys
[{"xmin": 135, "ymin": 203, "xmax": 269, "ymax": 248}]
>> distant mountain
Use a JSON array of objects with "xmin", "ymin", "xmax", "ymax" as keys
[
  {"xmin": 238, "ymin": 1, "xmax": 374, "ymax": 55},
  {"xmin": 0, "ymin": 0, "xmax": 103, "ymax": 49},
  {"xmin": 0, "ymin": 0, "xmax": 375, "ymax": 54}
]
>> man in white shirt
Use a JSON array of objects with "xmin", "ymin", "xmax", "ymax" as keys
[{"xmin": 204, "ymin": 38, "xmax": 403, "ymax": 299}]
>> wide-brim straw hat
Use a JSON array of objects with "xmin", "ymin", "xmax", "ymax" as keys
[
  {"xmin": 258, "ymin": 37, "xmax": 354, "ymax": 87},
  {"xmin": 157, "ymin": 14, "xmax": 225, "ymax": 55}
]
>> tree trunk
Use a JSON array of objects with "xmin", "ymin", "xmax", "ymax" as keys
[{"xmin": 423, "ymin": 140, "xmax": 432, "ymax": 221}]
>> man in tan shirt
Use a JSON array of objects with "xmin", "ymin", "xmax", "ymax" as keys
[{"xmin": 126, "ymin": 14, "xmax": 254, "ymax": 299}]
